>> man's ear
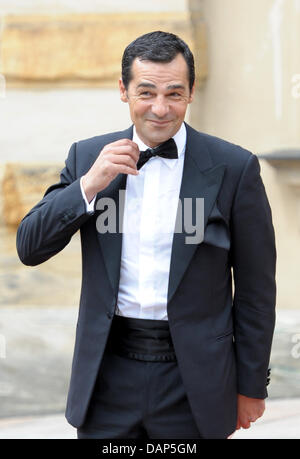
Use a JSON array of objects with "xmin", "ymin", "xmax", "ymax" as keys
[
  {"xmin": 188, "ymin": 82, "xmax": 196, "ymax": 104},
  {"xmin": 119, "ymin": 78, "xmax": 128, "ymax": 103}
]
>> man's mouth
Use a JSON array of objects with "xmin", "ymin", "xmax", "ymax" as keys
[{"xmin": 147, "ymin": 120, "xmax": 172, "ymax": 126}]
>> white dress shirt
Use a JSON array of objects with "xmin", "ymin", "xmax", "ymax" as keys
[{"xmin": 80, "ymin": 123, "xmax": 186, "ymax": 320}]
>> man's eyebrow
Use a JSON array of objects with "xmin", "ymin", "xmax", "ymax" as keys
[
  {"xmin": 136, "ymin": 82, "xmax": 156, "ymax": 89},
  {"xmin": 167, "ymin": 84, "xmax": 185, "ymax": 90},
  {"xmin": 136, "ymin": 83, "xmax": 186, "ymax": 90}
]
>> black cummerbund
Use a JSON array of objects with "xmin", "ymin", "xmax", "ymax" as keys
[{"xmin": 107, "ymin": 314, "xmax": 177, "ymax": 362}]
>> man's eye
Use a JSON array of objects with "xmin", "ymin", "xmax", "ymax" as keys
[
  {"xmin": 140, "ymin": 92, "xmax": 152, "ymax": 96},
  {"xmin": 170, "ymin": 92, "xmax": 181, "ymax": 97}
]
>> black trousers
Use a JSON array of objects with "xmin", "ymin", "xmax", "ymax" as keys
[{"xmin": 77, "ymin": 338, "xmax": 202, "ymax": 439}]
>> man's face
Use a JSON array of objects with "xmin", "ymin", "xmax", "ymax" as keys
[{"xmin": 119, "ymin": 53, "xmax": 195, "ymax": 148}]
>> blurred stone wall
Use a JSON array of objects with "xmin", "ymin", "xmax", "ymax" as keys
[{"xmin": 1, "ymin": 12, "xmax": 206, "ymax": 87}]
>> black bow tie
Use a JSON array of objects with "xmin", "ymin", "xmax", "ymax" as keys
[{"xmin": 137, "ymin": 138, "xmax": 178, "ymax": 170}]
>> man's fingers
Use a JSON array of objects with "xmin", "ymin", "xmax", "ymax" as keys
[
  {"xmin": 102, "ymin": 140, "xmax": 140, "ymax": 162},
  {"xmin": 109, "ymin": 153, "xmax": 138, "ymax": 170},
  {"xmin": 238, "ymin": 415, "xmax": 259, "ymax": 429},
  {"xmin": 236, "ymin": 394, "xmax": 265, "ymax": 430},
  {"xmin": 83, "ymin": 139, "xmax": 140, "ymax": 195},
  {"xmin": 111, "ymin": 162, "xmax": 139, "ymax": 176},
  {"xmin": 240, "ymin": 419, "xmax": 251, "ymax": 429}
]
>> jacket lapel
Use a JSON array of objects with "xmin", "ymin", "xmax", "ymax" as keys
[{"xmin": 167, "ymin": 124, "xmax": 226, "ymax": 304}]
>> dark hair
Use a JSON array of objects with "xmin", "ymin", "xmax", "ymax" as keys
[{"xmin": 122, "ymin": 31, "xmax": 195, "ymax": 92}]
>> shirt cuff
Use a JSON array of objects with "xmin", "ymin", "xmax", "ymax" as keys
[{"xmin": 80, "ymin": 176, "xmax": 96, "ymax": 213}]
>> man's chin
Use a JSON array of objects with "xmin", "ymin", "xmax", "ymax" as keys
[{"xmin": 140, "ymin": 126, "xmax": 178, "ymax": 147}]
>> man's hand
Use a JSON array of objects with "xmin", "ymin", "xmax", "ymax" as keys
[
  {"xmin": 82, "ymin": 139, "xmax": 140, "ymax": 203},
  {"xmin": 236, "ymin": 394, "xmax": 265, "ymax": 430}
]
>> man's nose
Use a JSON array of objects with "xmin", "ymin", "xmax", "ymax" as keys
[{"xmin": 151, "ymin": 97, "xmax": 169, "ymax": 118}]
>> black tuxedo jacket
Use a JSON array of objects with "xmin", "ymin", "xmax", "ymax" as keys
[{"xmin": 16, "ymin": 123, "xmax": 276, "ymax": 439}]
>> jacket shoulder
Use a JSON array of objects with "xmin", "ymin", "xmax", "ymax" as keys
[{"xmin": 186, "ymin": 124, "xmax": 253, "ymax": 168}]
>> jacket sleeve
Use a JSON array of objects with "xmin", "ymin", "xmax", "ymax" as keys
[
  {"xmin": 231, "ymin": 153, "xmax": 276, "ymax": 399},
  {"xmin": 16, "ymin": 142, "xmax": 92, "ymax": 266}
]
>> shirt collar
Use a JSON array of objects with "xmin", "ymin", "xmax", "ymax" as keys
[{"xmin": 132, "ymin": 123, "xmax": 186, "ymax": 170}]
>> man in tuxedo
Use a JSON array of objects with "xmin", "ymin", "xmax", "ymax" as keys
[{"xmin": 16, "ymin": 31, "xmax": 276, "ymax": 439}]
